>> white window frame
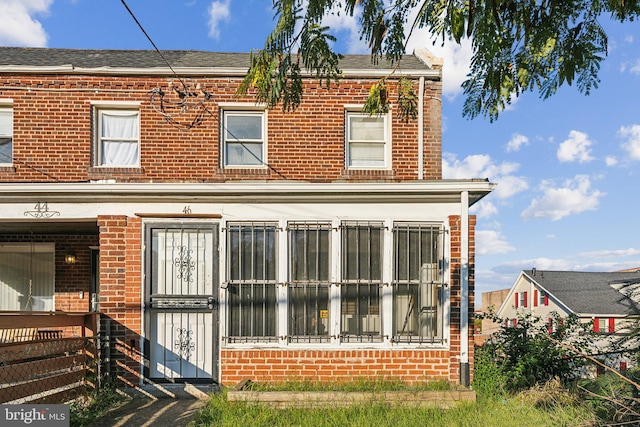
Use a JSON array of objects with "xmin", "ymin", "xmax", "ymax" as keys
[
  {"xmin": 92, "ymin": 102, "xmax": 141, "ymax": 167},
  {"xmin": 0, "ymin": 101, "xmax": 13, "ymax": 166},
  {"xmin": 221, "ymin": 108, "xmax": 267, "ymax": 168},
  {"xmin": 345, "ymin": 107, "xmax": 391, "ymax": 169},
  {"xmin": 225, "ymin": 221, "xmax": 279, "ymax": 343}
]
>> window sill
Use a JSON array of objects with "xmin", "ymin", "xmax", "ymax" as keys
[
  {"xmin": 340, "ymin": 169, "xmax": 396, "ymax": 179},
  {"xmin": 88, "ymin": 166, "xmax": 145, "ymax": 175},
  {"xmin": 0, "ymin": 165, "xmax": 16, "ymax": 173},
  {"xmin": 218, "ymin": 167, "xmax": 271, "ymax": 176}
]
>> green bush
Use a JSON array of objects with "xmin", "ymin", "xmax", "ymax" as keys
[{"xmin": 475, "ymin": 312, "xmax": 593, "ymax": 393}]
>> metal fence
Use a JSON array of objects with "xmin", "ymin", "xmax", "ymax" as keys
[{"xmin": 0, "ymin": 311, "xmax": 100, "ymax": 404}]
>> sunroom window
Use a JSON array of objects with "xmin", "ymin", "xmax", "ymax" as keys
[
  {"xmin": 226, "ymin": 222, "xmax": 278, "ymax": 342},
  {"xmin": 340, "ymin": 222, "xmax": 383, "ymax": 342},
  {"xmin": 288, "ymin": 223, "xmax": 331, "ymax": 343},
  {"xmin": 392, "ymin": 224, "xmax": 445, "ymax": 343}
]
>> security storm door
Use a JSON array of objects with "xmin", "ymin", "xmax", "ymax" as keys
[{"xmin": 145, "ymin": 224, "xmax": 218, "ymax": 382}]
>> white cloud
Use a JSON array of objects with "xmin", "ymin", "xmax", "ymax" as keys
[
  {"xmin": 0, "ymin": 0, "xmax": 52, "ymax": 47},
  {"xmin": 405, "ymin": 31, "xmax": 472, "ymax": 100},
  {"xmin": 443, "ymin": 153, "xmax": 528, "ymax": 199},
  {"xmin": 557, "ymin": 130, "xmax": 595, "ymax": 163},
  {"xmin": 630, "ymin": 59, "xmax": 640, "ymax": 75},
  {"xmin": 521, "ymin": 175, "xmax": 605, "ymax": 221},
  {"xmin": 618, "ymin": 124, "xmax": 640, "ymax": 160},
  {"xmin": 476, "ymin": 230, "xmax": 515, "ymax": 255},
  {"xmin": 577, "ymin": 248, "xmax": 640, "ymax": 259},
  {"xmin": 605, "ymin": 156, "xmax": 618, "ymax": 167},
  {"xmin": 471, "ymin": 201, "xmax": 498, "ymax": 218},
  {"xmin": 506, "ymin": 133, "xmax": 529, "ymax": 152},
  {"xmin": 322, "ymin": 6, "xmax": 364, "ymax": 54},
  {"xmin": 207, "ymin": 0, "xmax": 231, "ymax": 40}
]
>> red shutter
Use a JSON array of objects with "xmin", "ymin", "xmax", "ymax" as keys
[
  {"xmin": 593, "ymin": 318, "xmax": 600, "ymax": 332},
  {"xmin": 544, "ymin": 294, "xmax": 549, "ymax": 306},
  {"xmin": 620, "ymin": 362, "xmax": 628, "ymax": 372},
  {"xmin": 534, "ymin": 290, "xmax": 538, "ymax": 307},
  {"xmin": 547, "ymin": 318, "xmax": 553, "ymax": 333},
  {"xmin": 515, "ymin": 293, "xmax": 519, "ymax": 308},
  {"xmin": 608, "ymin": 318, "xmax": 615, "ymax": 333},
  {"xmin": 523, "ymin": 291, "xmax": 528, "ymax": 308},
  {"xmin": 513, "ymin": 318, "xmax": 518, "ymax": 327}
]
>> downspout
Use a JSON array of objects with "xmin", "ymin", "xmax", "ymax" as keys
[
  {"xmin": 460, "ymin": 190, "xmax": 470, "ymax": 386},
  {"xmin": 417, "ymin": 76, "xmax": 425, "ymax": 179}
]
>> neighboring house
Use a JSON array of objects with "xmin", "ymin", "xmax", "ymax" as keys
[
  {"xmin": 0, "ymin": 47, "xmax": 494, "ymax": 390},
  {"xmin": 496, "ymin": 269, "xmax": 640, "ymax": 371}
]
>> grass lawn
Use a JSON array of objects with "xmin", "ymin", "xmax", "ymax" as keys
[{"xmin": 188, "ymin": 389, "xmax": 596, "ymax": 427}]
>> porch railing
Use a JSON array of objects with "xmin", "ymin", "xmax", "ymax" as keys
[{"xmin": 0, "ymin": 311, "xmax": 99, "ymax": 404}]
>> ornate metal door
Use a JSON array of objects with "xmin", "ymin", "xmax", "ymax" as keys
[{"xmin": 145, "ymin": 224, "xmax": 218, "ymax": 382}]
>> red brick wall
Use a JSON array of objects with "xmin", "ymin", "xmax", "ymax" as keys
[
  {"xmin": 220, "ymin": 349, "xmax": 452, "ymax": 385},
  {"xmin": 0, "ymin": 74, "xmax": 441, "ymax": 183},
  {"xmin": 218, "ymin": 215, "xmax": 474, "ymax": 386},
  {"xmin": 98, "ymin": 215, "xmax": 144, "ymax": 386}
]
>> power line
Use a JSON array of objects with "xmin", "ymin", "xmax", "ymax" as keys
[{"xmin": 120, "ymin": 0, "xmax": 287, "ymax": 179}]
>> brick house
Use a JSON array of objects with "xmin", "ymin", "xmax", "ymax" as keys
[{"xmin": 0, "ymin": 46, "xmax": 493, "ymax": 389}]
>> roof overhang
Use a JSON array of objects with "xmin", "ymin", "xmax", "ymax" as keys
[
  {"xmin": 0, "ymin": 180, "xmax": 494, "ymax": 205},
  {"xmin": 0, "ymin": 65, "xmax": 441, "ymax": 80}
]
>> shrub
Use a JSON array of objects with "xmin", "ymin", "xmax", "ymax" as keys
[{"xmin": 476, "ymin": 312, "xmax": 593, "ymax": 393}]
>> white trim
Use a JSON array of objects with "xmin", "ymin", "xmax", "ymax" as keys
[
  {"xmin": 345, "ymin": 110, "xmax": 392, "ymax": 170},
  {"xmin": 0, "ymin": 98, "xmax": 13, "ymax": 105},
  {"xmin": 460, "ymin": 191, "xmax": 469, "ymax": 365},
  {"xmin": 418, "ymin": 77, "xmax": 425, "ymax": 179},
  {"xmin": 0, "ymin": 66, "xmax": 440, "ymax": 80},
  {"xmin": 90, "ymin": 100, "xmax": 142, "ymax": 107},
  {"xmin": 221, "ymin": 108, "xmax": 268, "ymax": 169},
  {"xmin": 0, "ymin": 180, "xmax": 495, "ymax": 205}
]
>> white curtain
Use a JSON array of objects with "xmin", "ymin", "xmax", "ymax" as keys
[
  {"xmin": 0, "ymin": 243, "xmax": 55, "ymax": 311},
  {"xmin": 100, "ymin": 110, "xmax": 139, "ymax": 166}
]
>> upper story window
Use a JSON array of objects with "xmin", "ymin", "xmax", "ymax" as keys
[
  {"xmin": 346, "ymin": 111, "xmax": 390, "ymax": 169},
  {"xmin": 0, "ymin": 104, "xmax": 13, "ymax": 166},
  {"xmin": 223, "ymin": 110, "xmax": 266, "ymax": 167},
  {"xmin": 95, "ymin": 107, "xmax": 140, "ymax": 167}
]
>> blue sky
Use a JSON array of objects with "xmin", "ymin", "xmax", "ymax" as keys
[{"xmin": 2, "ymin": 0, "xmax": 639, "ymax": 303}]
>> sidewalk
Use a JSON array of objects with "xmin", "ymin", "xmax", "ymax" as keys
[
  {"xmin": 90, "ymin": 384, "xmax": 214, "ymax": 427},
  {"xmin": 90, "ymin": 397, "xmax": 207, "ymax": 427}
]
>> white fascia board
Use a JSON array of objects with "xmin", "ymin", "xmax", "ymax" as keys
[
  {"xmin": 0, "ymin": 66, "xmax": 440, "ymax": 80},
  {"xmin": 496, "ymin": 271, "xmax": 525, "ymax": 317},
  {"xmin": 0, "ymin": 180, "xmax": 494, "ymax": 204}
]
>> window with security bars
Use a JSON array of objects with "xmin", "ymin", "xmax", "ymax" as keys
[
  {"xmin": 392, "ymin": 223, "xmax": 444, "ymax": 343},
  {"xmin": 288, "ymin": 223, "xmax": 331, "ymax": 343},
  {"xmin": 226, "ymin": 223, "xmax": 278, "ymax": 342},
  {"xmin": 340, "ymin": 222, "xmax": 383, "ymax": 342}
]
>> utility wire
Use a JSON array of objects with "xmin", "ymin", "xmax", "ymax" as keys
[
  {"xmin": 120, "ymin": 0, "xmax": 287, "ymax": 179},
  {"xmin": 0, "ymin": 151, "xmax": 59, "ymax": 181}
]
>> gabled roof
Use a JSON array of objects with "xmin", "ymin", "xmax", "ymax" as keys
[
  {"xmin": 523, "ymin": 270, "xmax": 640, "ymax": 316},
  {"xmin": 0, "ymin": 47, "xmax": 439, "ymax": 78}
]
